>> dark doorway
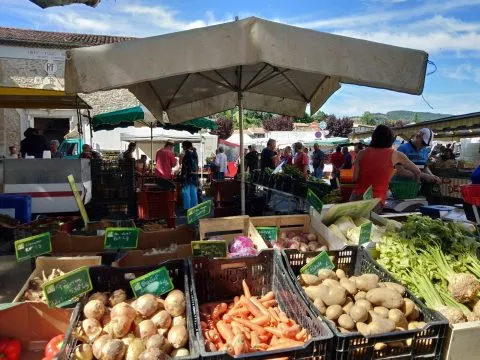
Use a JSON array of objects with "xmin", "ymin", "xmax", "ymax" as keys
[{"xmin": 34, "ymin": 117, "xmax": 70, "ymax": 144}]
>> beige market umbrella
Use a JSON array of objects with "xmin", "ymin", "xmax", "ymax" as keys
[{"xmin": 65, "ymin": 17, "xmax": 429, "ymax": 213}]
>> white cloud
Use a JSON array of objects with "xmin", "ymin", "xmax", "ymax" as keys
[{"xmin": 443, "ymin": 64, "xmax": 480, "ymax": 82}]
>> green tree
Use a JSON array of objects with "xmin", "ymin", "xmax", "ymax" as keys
[
  {"xmin": 360, "ymin": 111, "xmax": 376, "ymax": 125},
  {"xmin": 412, "ymin": 113, "xmax": 419, "ymax": 122}
]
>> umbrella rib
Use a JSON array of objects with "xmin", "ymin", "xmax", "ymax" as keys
[
  {"xmin": 214, "ymin": 70, "xmax": 235, "ymax": 89},
  {"xmin": 242, "ymin": 63, "xmax": 269, "ymax": 91},
  {"xmin": 196, "ymin": 72, "xmax": 234, "ymax": 90},
  {"xmin": 147, "ymin": 81, "xmax": 166, "ymax": 110},
  {"xmin": 308, "ymin": 76, "xmax": 329, "ymax": 102},
  {"xmin": 280, "ymin": 72, "xmax": 308, "ymax": 102},
  {"xmin": 247, "ymin": 68, "xmax": 290, "ymax": 90},
  {"xmin": 165, "ymin": 73, "xmax": 190, "ymax": 110}
]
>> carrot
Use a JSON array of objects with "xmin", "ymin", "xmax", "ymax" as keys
[
  {"xmin": 227, "ymin": 307, "xmax": 249, "ymax": 317},
  {"xmin": 200, "ymin": 321, "xmax": 208, "ymax": 330},
  {"xmin": 264, "ymin": 326, "xmax": 284, "ymax": 338},
  {"xmin": 268, "ymin": 339, "xmax": 304, "ymax": 350},
  {"xmin": 260, "ymin": 291, "xmax": 274, "ymax": 302},
  {"xmin": 222, "ymin": 314, "xmax": 233, "ymax": 323},
  {"xmin": 270, "ymin": 335, "xmax": 279, "ymax": 345},
  {"xmin": 295, "ymin": 328, "xmax": 307, "ymax": 341},
  {"xmin": 205, "ymin": 340, "xmax": 217, "ymax": 352},
  {"xmin": 242, "ymin": 280, "xmax": 251, "ymax": 298},
  {"xmin": 250, "ymin": 331, "xmax": 260, "ymax": 347},
  {"xmin": 244, "ymin": 297, "xmax": 263, "ymax": 317},
  {"xmin": 253, "ymin": 343, "xmax": 269, "ymax": 351},
  {"xmin": 268, "ymin": 307, "xmax": 280, "ymax": 322},
  {"xmin": 212, "ymin": 302, "xmax": 228, "ymax": 321},
  {"xmin": 258, "ymin": 334, "xmax": 270, "ymax": 343},
  {"xmin": 250, "ymin": 297, "xmax": 270, "ymax": 317},
  {"xmin": 234, "ymin": 318, "xmax": 267, "ymax": 335},
  {"xmin": 282, "ymin": 324, "xmax": 301, "ymax": 339},
  {"xmin": 231, "ymin": 334, "xmax": 247, "ymax": 355},
  {"xmin": 262, "ymin": 299, "xmax": 278, "ymax": 308},
  {"xmin": 251, "ymin": 315, "xmax": 270, "ymax": 326},
  {"xmin": 217, "ymin": 320, "xmax": 234, "ymax": 341}
]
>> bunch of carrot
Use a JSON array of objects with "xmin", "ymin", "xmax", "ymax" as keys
[{"xmin": 200, "ymin": 280, "xmax": 311, "ymax": 356}]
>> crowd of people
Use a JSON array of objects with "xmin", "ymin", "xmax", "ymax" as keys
[{"xmin": 5, "ymin": 127, "xmax": 64, "ymax": 159}]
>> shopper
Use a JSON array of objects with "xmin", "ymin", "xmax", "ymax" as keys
[
  {"xmin": 80, "ymin": 144, "xmax": 101, "ymax": 159},
  {"xmin": 50, "ymin": 140, "xmax": 63, "ymax": 158},
  {"xmin": 280, "ymin": 146, "xmax": 293, "ymax": 165},
  {"xmin": 6, "ymin": 145, "xmax": 19, "ymax": 159},
  {"xmin": 261, "ymin": 139, "xmax": 278, "ymax": 170},
  {"xmin": 293, "ymin": 142, "xmax": 309, "ymax": 177},
  {"xmin": 123, "ymin": 142, "xmax": 136, "ymax": 160},
  {"xmin": 214, "ymin": 146, "xmax": 228, "ymax": 180},
  {"xmin": 330, "ymin": 145, "xmax": 345, "ymax": 179},
  {"xmin": 180, "ymin": 141, "xmax": 199, "ymax": 211},
  {"xmin": 245, "ymin": 145, "xmax": 259, "ymax": 172},
  {"xmin": 311, "ymin": 143, "xmax": 325, "ymax": 178},
  {"xmin": 20, "ymin": 128, "xmax": 47, "ymax": 158},
  {"xmin": 155, "ymin": 141, "xmax": 177, "ymax": 179},
  {"xmin": 351, "ymin": 125, "xmax": 421, "ymax": 209},
  {"xmin": 341, "ymin": 146, "xmax": 352, "ymax": 170}
]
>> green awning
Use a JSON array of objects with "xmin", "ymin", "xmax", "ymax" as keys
[{"xmin": 92, "ymin": 106, "xmax": 216, "ymax": 132}]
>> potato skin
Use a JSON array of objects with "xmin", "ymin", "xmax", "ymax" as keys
[
  {"xmin": 366, "ymin": 288, "xmax": 404, "ymax": 309},
  {"xmin": 338, "ymin": 314, "xmax": 355, "ymax": 330},
  {"xmin": 326, "ymin": 304, "xmax": 343, "ymax": 321}
]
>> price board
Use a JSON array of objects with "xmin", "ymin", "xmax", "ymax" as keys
[
  {"xmin": 104, "ymin": 228, "xmax": 139, "ymax": 249},
  {"xmin": 130, "ymin": 267, "xmax": 174, "ymax": 297},
  {"xmin": 363, "ymin": 185, "xmax": 373, "ymax": 200},
  {"xmin": 300, "ymin": 251, "xmax": 334, "ymax": 275},
  {"xmin": 256, "ymin": 227, "xmax": 278, "ymax": 242},
  {"xmin": 359, "ymin": 222, "xmax": 372, "ymax": 245},
  {"xmin": 14, "ymin": 232, "xmax": 52, "ymax": 261},
  {"xmin": 43, "ymin": 266, "xmax": 92, "ymax": 307},
  {"xmin": 191, "ymin": 240, "xmax": 227, "ymax": 258},
  {"xmin": 187, "ymin": 200, "xmax": 212, "ymax": 224},
  {"xmin": 307, "ymin": 189, "xmax": 323, "ymax": 214}
]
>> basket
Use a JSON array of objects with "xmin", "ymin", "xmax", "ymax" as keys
[
  {"xmin": 282, "ymin": 247, "xmax": 448, "ymax": 360},
  {"xmin": 137, "ymin": 189, "xmax": 176, "ymax": 223},
  {"xmin": 340, "ymin": 169, "xmax": 354, "ymax": 184},
  {"xmin": 389, "ymin": 180, "xmax": 421, "ymax": 200},
  {"xmin": 460, "ymin": 184, "xmax": 480, "ymax": 205},
  {"xmin": 58, "ymin": 259, "xmax": 199, "ymax": 360},
  {"xmin": 189, "ymin": 250, "xmax": 333, "ymax": 360}
]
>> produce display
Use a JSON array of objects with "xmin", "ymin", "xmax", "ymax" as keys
[
  {"xmin": 228, "ymin": 236, "xmax": 258, "ymax": 257},
  {"xmin": 328, "ymin": 216, "xmax": 401, "ymax": 245},
  {"xmin": 271, "ymin": 231, "xmax": 327, "ymax": 252},
  {"xmin": 300, "ymin": 268, "xmax": 425, "ymax": 339},
  {"xmin": 43, "ymin": 334, "xmax": 65, "ymax": 360},
  {"xmin": 200, "ymin": 280, "xmax": 310, "ymax": 355},
  {"xmin": 377, "ymin": 215, "xmax": 480, "ymax": 324},
  {"xmin": 22, "ymin": 268, "xmax": 65, "ymax": 302},
  {"xmin": 0, "ymin": 337, "xmax": 21, "ymax": 360},
  {"xmin": 73, "ymin": 289, "xmax": 190, "ymax": 359}
]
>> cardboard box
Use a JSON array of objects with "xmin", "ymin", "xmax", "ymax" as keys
[
  {"xmin": 0, "ymin": 302, "xmax": 74, "ymax": 360},
  {"xmin": 13, "ymin": 256, "xmax": 101, "ymax": 303},
  {"xmin": 444, "ymin": 321, "xmax": 480, "ymax": 360},
  {"xmin": 113, "ymin": 245, "xmax": 192, "ymax": 267}
]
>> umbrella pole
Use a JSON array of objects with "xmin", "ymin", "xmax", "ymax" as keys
[
  {"xmin": 238, "ymin": 92, "xmax": 245, "ymax": 214},
  {"xmin": 150, "ymin": 125, "xmax": 153, "ymax": 171}
]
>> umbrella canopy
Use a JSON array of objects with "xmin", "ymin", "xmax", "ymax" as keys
[{"xmin": 65, "ymin": 17, "xmax": 429, "ymax": 213}]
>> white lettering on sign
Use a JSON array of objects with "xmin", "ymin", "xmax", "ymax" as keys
[
  {"xmin": 0, "ymin": 45, "xmax": 65, "ymax": 61},
  {"xmin": 44, "ymin": 61, "xmax": 58, "ymax": 75}
]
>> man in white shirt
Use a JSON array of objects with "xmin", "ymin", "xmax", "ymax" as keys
[{"xmin": 214, "ymin": 146, "xmax": 228, "ymax": 180}]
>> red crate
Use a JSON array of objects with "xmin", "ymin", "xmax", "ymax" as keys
[
  {"xmin": 460, "ymin": 184, "xmax": 480, "ymax": 205},
  {"xmin": 137, "ymin": 190, "xmax": 176, "ymax": 226}
]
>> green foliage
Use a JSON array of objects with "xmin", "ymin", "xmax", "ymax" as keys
[
  {"xmin": 325, "ymin": 115, "xmax": 354, "ymax": 137},
  {"xmin": 360, "ymin": 111, "xmax": 376, "ymax": 125},
  {"xmin": 282, "ymin": 164, "xmax": 305, "ymax": 181}
]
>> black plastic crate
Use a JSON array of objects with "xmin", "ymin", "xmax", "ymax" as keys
[
  {"xmin": 189, "ymin": 250, "xmax": 333, "ymax": 360},
  {"xmin": 58, "ymin": 259, "xmax": 199, "ymax": 360},
  {"xmin": 282, "ymin": 247, "xmax": 448, "ymax": 360},
  {"xmin": 87, "ymin": 198, "xmax": 137, "ymax": 220}
]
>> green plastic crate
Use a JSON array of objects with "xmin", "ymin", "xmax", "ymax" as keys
[{"xmin": 390, "ymin": 179, "xmax": 421, "ymax": 199}]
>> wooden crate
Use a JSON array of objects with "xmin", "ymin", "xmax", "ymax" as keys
[
  {"xmin": 443, "ymin": 321, "xmax": 480, "ymax": 360},
  {"xmin": 198, "ymin": 215, "xmax": 268, "ymax": 250}
]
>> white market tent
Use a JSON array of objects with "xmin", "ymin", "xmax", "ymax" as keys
[{"xmin": 65, "ymin": 17, "xmax": 428, "ymax": 213}]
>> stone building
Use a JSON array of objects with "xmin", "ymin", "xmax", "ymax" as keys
[{"xmin": 0, "ymin": 27, "xmax": 139, "ymax": 155}]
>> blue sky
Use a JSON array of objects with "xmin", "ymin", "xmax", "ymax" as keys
[{"xmin": 1, "ymin": 0, "xmax": 480, "ymax": 116}]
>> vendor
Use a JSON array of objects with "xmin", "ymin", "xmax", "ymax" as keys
[
  {"xmin": 6, "ymin": 145, "xmax": 19, "ymax": 159},
  {"xmin": 123, "ymin": 142, "xmax": 136, "ymax": 160},
  {"xmin": 20, "ymin": 128, "xmax": 47, "ymax": 158},
  {"xmin": 351, "ymin": 125, "xmax": 421, "ymax": 211},
  {"xmin": 395, "ymin": 128, "xmax": 440, "ymax": 184},
  {"xmin": 261, "ymin": 139, "xmax": 278, "ymax": 170},
  {"xmin": 50, "ymin": 140, "xmax": 63, "ymax": 158},
  {"xmin": 80, "ymin": 144, "xmax": 101, "ymax": 159}
]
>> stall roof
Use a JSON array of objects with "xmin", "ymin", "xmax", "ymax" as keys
[
  {"xmin": 352, "ymin": 112, "xmax": 480, "ymax": 140},
  {"xmin": 0, "ymin": 87, "xmax": 91, "ymax": 109}
]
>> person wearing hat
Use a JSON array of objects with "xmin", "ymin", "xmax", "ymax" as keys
[{"xmin": 395, "ymin": 128, "xmax": 440, "ymax": 184}]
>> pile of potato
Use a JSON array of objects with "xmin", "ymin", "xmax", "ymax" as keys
[
  {"xmin": 300, "ymin": 269, "xmax": 426, "ymax": 340},
  {"xmin": 74, "ymin": 289, "xmax": 190, "ymax": 359}
]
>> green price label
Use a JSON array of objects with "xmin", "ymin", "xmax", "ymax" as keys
[
  {"xmin": 307, "ymin": 189, "xmax": 323, "ymax": 214},
  {"xmin": 300, "ymin": 251, "xmax": 335, "ymax": 275},
  {"xmin": 191, "ymin": 240, "xmax": 227, "ymax": 258},
  {"xmin": 15, "ymin": 232, "xmax": 52, "ymax": 261},
  {"xmin": 359, "ymin": 222, "xmax": 372, "ymax": 245},
  {"xmin": 130, "ymin": 267, "xmax": 174, "ymax": 297},
  {"xmin": 363, "ymin": 185, "xmax": 373, "ymax": 200},
  {"xmin": 187, "ymin": 200, "xmax": 212, "ymax": 224},
  {"xmin": 43, "ymin": 266, "xmax": 92, "ymax": 308},
  {"xmin": 104, "ymin": 228, "xmax": 139, "ymax": 249},
  {"xmin": 256, "ymin": 227, "xmax": 278, "ymax": 242}
]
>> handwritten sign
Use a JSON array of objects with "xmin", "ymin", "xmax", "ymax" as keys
[
  {"xmin": 363, "ymin": 185, "xmax": 373, "ymax": 200},
  {"xmin": 67, "ymin": 174, "xmax": 89, "ymax": 227},
  {"xmin": 359, "ymin": 222, "xmax": 372, "ymax": 245},
  {"xmin": 307, "ymin": 189, "xmax": 323, "ymax": 214},
  {"xmin": 104, "ymin": 228, "xmax": 139, "ymax": 249},
  {"xmin": 256, "ymin": 227, "xmax": 278, "ymax": 242},
  {"xmin": 43, "ymin": 266, "xmax": 92, "ymax": 307},
  {"xmin": 130, "ymin": 267, "xmax": 174, "ymax": 297},
  {"xmin": 191, "ymin": 240, "xmax": 227, "ymax": 258},
  {"xmin": 300, "ymin": 251, "xmax": 334, "ymax": 275},
  {"xmin": 187, "ymin": 200, "xmax": 212, "ymax": 224},
  {"xmin": 14, "ymin": 232, "xmax": 51, "ymax": 261}
]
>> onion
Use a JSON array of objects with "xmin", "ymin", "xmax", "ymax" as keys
[
  {"xmin": 89, "ymin": 292, "xmax": 108, "ymax": 305},
  {"xmin": 286, "ymin": 231, "xmax": 296, "ymax": 239},
  {"xmin": 151, "ymin": 310, "xmax": 172, "ymax": 329},
  {"xmin": 101, "ymin": 339, "xmax": 126, "ymax": 360},
  {"xmin": 125, "ymin": 338, "xmax": 144, "ymax": 360},
  {"xmin": 74, "ymin": 344, "xmax": 93, "ymax": 360},
  {"xmin": 145, "ymin": 334, "xmax": 171, "ymax": 353},
  {"xmin": 167, "ymin": 325, "xmax": 189, "ymax": 349},
  {"xmin": 308, "ymin": 241, "xmax": 318, "ymax": 251},
  {"xmin": 299, "ymin": 243, "xmax": 309, "ymax": 252},
  {"xmin": 133, "ymin": 294, "xmax": 159, "ymax": 318},
  {"xmin": 279, "ymin": 232, "xmax": 288, "ymax": 239},
  {"xmin": 110, "ymin": 315, "xmax": 133, "ymax": 338},
  {"xmin": 288, "ymin": 240, "xmax": 300, "ymax": 250},
  {"xmin": 135, "ymin": 320, "xmax": 157, "ymax": 339},
  {"xmin": 109, "ymin": 289, "xmax": 127, "ymax": 307},
  {"xmin": 81, "ymin": 318, "xmax": 102, "ymax": 341},
  {"xmin": 164, "ymin": 290, "xmax": 186, "ymax": 317},
  {"xmin": 92, "ymin": 335, "xmax": 112, "ymax": 359},
  {"xmin": 83, "ymin": 299, "xmax": 105, "ymax": 320},
  {"xmin": 172, "ymin": 316, "xmax": 187, "ymax": 327},
  {"xmin": 111, "ymin": 302, "xmax": 136, "ymax": 322},
  {"xmin": 138, "ymin": 348, "xmax": 170, "ymax": 360},
  {"xmin": 229, "ymin": 236, "xmax": 254, "ymax": 254},
  {"xmin": 171, "ymin": 348, "xmax": 190, "ymax": 357},
  {"xmin": 306, "ymin": 233, "xmax": 317, "ymax": 241}
]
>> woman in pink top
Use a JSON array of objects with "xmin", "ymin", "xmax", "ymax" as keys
[
  {"xmin": 293, "ymin": 142, "xmax": 309, "ymax": 177},
  {"xmin": 351, "ymin": 125, "xmax": 420, "ymax": 210}
]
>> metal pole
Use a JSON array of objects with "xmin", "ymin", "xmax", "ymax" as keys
[
  {"xmin": 150, "ymin": 125, "xmax": 154, "ymax": 171},
  {"xmin": 238, "ymin": 92, "xmax": 245, "ymax": 214}
]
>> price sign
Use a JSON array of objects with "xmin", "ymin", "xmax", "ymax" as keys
[
  {"xmin": 307, "ymin": 189, "xmax": 323, "ymax": 214},
  {"xmin": 191, "ymin": 240, "xmax": 227, "ymax": 258},
  {"xmin": 43, "ymin": 266, "xmax": 92, "ymax": 307},
  {"xmin": 187, "ymin": 200, "xmax": 212, "ymax": 224},
  {"xmin": 15, "ymin": 232, "xmax": 52, "ymax": 261},
  {"xmin": 300, "ymin": 251, "xmax": 334, "ymax": 275},
  {"xmin": 256, "ymin": 227, "xmax": 278, "ymax": 242},
  {"xmin": 130, "ymin": 267, "xmax": 174, "ymax": 297},
  {"xmin": 363, "ymin": 185, "xmax": 373, "ymax": 200},
  {"xmin": 359, "ymin": 222, "xmax": 372, "ymax": 245},
  {"xmin": 104, "ymin": 228, "xmax": 139, "ymax": 249}
]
